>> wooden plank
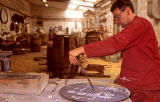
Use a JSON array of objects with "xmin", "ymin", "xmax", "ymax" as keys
[
  {"xmin": 80, "ymin": 73, "xmax": 111, "ymax": 78},
  {"xmin": 0, "ymin": 72, "xmax": 49, "ymax": 95}
]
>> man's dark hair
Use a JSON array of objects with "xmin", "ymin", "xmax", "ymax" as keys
[{"xmin": 110, "ymin": 0, "xmax": 135, "ymax": 13}]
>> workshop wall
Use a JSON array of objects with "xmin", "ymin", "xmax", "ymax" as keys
[
  {"xmin": 31, "ymin": 18, "xmax": 83, "ymax": 34},
  {"xmin": 0, "ymin": 0, "xmax": 32, "ymax": 34},
  {"xmin": 31, "ymin": 6, "xmax": 84, "ymax": 34},
  {"xmin": 0, "ymin": 0, "xmax": 31, "ymax": 16},
  {"xmin": 139, "ymin": 0, "xmax": 160, "ymax": 44},
  {"xmin": 0, "ymin": 6, "xmax": 12, "ymax": 33}
]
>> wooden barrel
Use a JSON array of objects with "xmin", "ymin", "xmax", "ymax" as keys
[
  {"xmin": 30, "ymin": 38, "xmax": 42, "ymax": 52},
  {"xmin": 47, "ymin": 35, "xmax": 78, "ymax": 78},
  {"xmin": 86, "ymin": 31, "xmax": 100, "ymax": 44},
  {"xmin": 42, "ymin": 34, "xmax": 48, "ymax": 45}
]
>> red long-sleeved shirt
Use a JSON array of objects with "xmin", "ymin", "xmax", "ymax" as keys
[{"xmin": 84, "ymin": 16, "xmax": 160, "ymax": 91}]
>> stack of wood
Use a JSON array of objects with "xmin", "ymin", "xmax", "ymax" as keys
[
  {"xmin": 0, "ymin": 72, "xmax": 49, "ymax": 95},
  {"xmin": 85, "ymin": 31, "xmax": 102, "ymax": 44},
  {"xmin": 80, "ymin": 64, "xmax": 111, "ymax": 78}
]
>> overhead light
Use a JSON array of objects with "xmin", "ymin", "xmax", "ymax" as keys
[
  {"xmin": 43, "ymin": 0, "xmax": 47, "ymax": 2},
  {"xmin": 65, "ymin": 10, "xmax": 83, "ymax": 18},
  {"xmin": 85, "ymin": 0, "xmax": 97, "ymax": 2},
  {"xmin": 68, "ymin": 4, "xmax": 77, "ymax": 9},
  {"xmin": 78, "ymin": 6, "xmax": 87, "ymax": 10},
  {"xmin": 70, "ymin": 1, "xmax": 94, "ymax": 7},
  {"xmin": 45, "ymin": 3, "xmax": 48, "ymax": 7}
]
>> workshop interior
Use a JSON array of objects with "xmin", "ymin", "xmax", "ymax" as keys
[{"xmin": 0, "ymin": 0, "xmax": 159, "ymax": 102}]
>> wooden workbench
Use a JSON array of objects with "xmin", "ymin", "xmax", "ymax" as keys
[{"xmin": 0, "ymin": 78, "xmax": 132, "ymax": 102}]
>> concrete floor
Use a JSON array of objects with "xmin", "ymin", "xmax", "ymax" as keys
[
  {"xmin": 11, "ymin": 47, "xmax": 47, "ymax": 73},
  {"xmin": 11, "ymin": 46, "xmax": 122, "ymax": 80}
]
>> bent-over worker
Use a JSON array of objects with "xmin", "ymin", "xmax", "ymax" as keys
[{"xmin": 69, "ymin": 0, "xmax": 160, "ymax": 102}]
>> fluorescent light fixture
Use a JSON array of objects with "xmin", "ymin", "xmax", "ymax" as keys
[
  {"xmin": 70, "ymin": 1, "xmax": 94, "ymax": 7},
  {"xmin": 78, "ymin": 6, "xmax": 94, "ymax": 11},
  {"xmin": 65, "ymin": 10, "xmax": 83, "ymax": 18},
  {"xmin": 78, "ymin": 6, "xmax": 87, "ymax": 10},
  {"xmin": 68, "ymin": 4, "xmax": 77, "ymax": 9},
  {"xmin": 85, "ymin": 0, "xmax": 97, "ymax": 2},
  {"xmin": 43, "ymin": 0, "xmax": 47, "ymax": 2},
  {"xmin": 45, "ymin": 3, "xmax": 48, "ymax": 7}
]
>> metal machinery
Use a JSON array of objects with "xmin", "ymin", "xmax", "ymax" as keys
[{"xmin": 0, "ymin": 51, "xmax": 12, "ymax": 72}]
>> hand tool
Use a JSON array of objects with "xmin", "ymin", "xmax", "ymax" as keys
[
  {"xmin": 75, "ymin": 57, "xmax": 94, "ymax": 91},
  {"xmin": 65, "ymin": 63, "xmax": 72, "ymax": 86}
]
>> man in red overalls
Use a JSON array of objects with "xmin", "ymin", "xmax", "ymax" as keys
[{"xmin": 69, "ymin": 0, "xmax": 160, "ymax": 101}]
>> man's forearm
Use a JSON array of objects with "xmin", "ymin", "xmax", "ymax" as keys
[
  {"xmin": 69, "ymin": 47, "xmax": 85, "ymax": 57},
  {"xmin": 69, "ymin": 47, "xmax": 85, "ymax": 64}
]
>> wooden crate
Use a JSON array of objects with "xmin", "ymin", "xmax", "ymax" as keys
[{"xmin": 0, "ymin": 72, "xmax": 49, "ymax": 95}]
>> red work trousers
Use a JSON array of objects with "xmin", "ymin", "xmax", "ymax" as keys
[{"xmin": 130, "ymin": 90, "xmax": 160, "ymax": 102}]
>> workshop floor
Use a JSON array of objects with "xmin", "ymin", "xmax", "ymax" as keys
[
  {"xmin": 11, "ymin": 46, "xmax": 47, "ymax": 73},
  {"xmin": 11, "ymin": 46, "xmax": 122, "ymax": 80}
]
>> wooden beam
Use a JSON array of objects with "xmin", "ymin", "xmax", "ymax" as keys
[{"xmin": 48, "ymin": 0, "xmax": 70, "ymax": 2}]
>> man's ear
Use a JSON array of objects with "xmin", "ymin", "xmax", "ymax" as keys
[{"xmin": 126, "ymin": 7, "xmax": 131, "ymax": 15}]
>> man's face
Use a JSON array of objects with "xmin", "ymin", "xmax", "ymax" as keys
[{"xmin": 113, "ymin": 8, "xmax": 129, "ymax": 28}]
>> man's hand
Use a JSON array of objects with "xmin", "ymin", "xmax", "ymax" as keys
[
  {"xmin": 69, "ymin": 47, "xmax": 85, "ymax": 65},
  {"xmin": 114, "ymin": 74, "xmax": 120, "ymax": 85}
]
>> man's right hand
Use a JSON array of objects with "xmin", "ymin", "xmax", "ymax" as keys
[{"xmin": 69, "ymin": 47, "xmax": 85, "ymax": 65}]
